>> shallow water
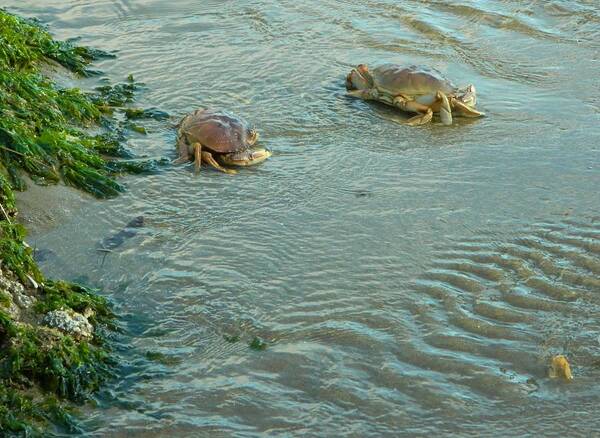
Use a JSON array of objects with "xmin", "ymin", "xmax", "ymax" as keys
[{"xmin": 10, "ymin": 0, "xmax": 600, "ymax": 436}]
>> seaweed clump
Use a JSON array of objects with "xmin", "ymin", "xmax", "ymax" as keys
[
  {"xmin": 0, "ymin": 8, "xmax": 155, "ymax": 435},
  {"xmin": 0, "ymin": 9, "xmax": 164, "ymax": 199},
  {"xmin": 0, "ymin": 219, "xmax": 115, "ymax": 435}
]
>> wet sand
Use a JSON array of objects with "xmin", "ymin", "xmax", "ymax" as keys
[{"xmin": 15, "ymin": 177, "xmax": 92, "ymax": 237}]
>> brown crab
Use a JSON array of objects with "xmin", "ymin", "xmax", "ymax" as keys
[
  {"xmin": 346, "ymin": 63, "xmax": 484, "ymax": 125},
  {"xmin": 175, "ymin": 109, "xmax": 271, "ymax": 174}
]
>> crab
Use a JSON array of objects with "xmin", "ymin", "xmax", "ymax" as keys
[
  {"xmin": 346, "ymin": 63, "xmax": 484, "ymax": 125},
  {"xmin": 175, "ymin": 109, "xmax": 271, "ymax": 174}
]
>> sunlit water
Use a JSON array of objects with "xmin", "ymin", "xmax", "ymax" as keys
[{"xmin": 9, "ymin": 0, "xmax": 600, "ymax": 436}]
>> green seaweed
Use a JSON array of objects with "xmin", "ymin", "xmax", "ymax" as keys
[
  {"xmin": 0, "ymin": 173, "xmax": 16, "ymax": 216},
  {"xmin": 127, "ymin": 123, "xmax": 148, "ymax": 135},
  {"xmin": 0, "ymin": 312, "xmax": 112, "ymax": 401},
  {"xmin": 0, "ymin": 9, "xmax": 151, "ymax": 434},
  {"xmin": 145, "ymin": 351, "xmax": 183, "ymax": 366},
  {"xmin": 0, "ymin": 386, "xmax": 47, "ymax": 436},
  {"xmin": 249, "ymin": 336, "xmax": 268, "ymax": 351},
  {"xmin": 0, "ymin": 68, "xmax": 124, "ymax": 198},
  {"xmin": 79, "ymin": 130, "xmax": 133, "ymax": 159},
  {"xmin": 0, "ymin": 219, "xmax": 116, "ymax": 434},
  {"xmin": 34, "ymin": 281, "xmax": 114, "ymax": 327},
  {"xmin": 223, "ymin": 334, "xmax": 240, "ymax": 343},
  {"xmin": 106, "ymin": 157, "xmax": 170, "ymax": 175},
  {"xmin": 0, "ymin": 10, "xmax": 106, "ymax": 75},
  {"xmin": 0, "ymin": 291, "xmax": 10, "ymax": 309},
  {"xmin": 0, "ymin": 309, "xmax": 112, "ymax": 435},
  {"xmin": 0, "ymin": 9, "xmax": 164, "ymax": 199},
  {"xmin": 92, "ymin": 74, "xmax": 140, "ymax": 107},
  {"xmin": 124, "ymin": 107, "xmax": 170, "ymax": 120},
  {"xmin": 0, "ymin": 221, "xmax": 42, "ymax": 285}
]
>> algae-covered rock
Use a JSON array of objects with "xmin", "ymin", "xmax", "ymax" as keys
[
  {"xmin": 0, "ymin": 268, "xmax": 35, "ymax": 305},
  {"xmin": 0, "ymin": 289, "xmax": 19, "ymax": 319},
  {"xmin": 0, "ymin": 264, "xmax": 37, "ymax": 320},
  {"xmin": 42, "ymin": 308, "xmax": 93, "ymax": 340}
]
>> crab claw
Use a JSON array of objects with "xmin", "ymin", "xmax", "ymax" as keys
[
  {"xmin": 461, "ymin": 84, "xmax": 477, "ymax": 106},
  {"xmin": 346, "ymin": 64, "xmax": 373, "ymax": 91},
  {"xmin": 219, "ymin": 148, "xmax": 272, "ymax": 167},
  {"xmin": 452, "ymin": 98, "xmax": 485, "ymax": 118},
  {"xmin": 450, "ymin": 85, "xmax": 484, "ymax": 118},
  {"xmin": 247, "ymin": 128, "xmax": 260, "ymax": 145},
  {"xmin": 346, "ymin": 70, "xmax": 360, "ymax": 90}
]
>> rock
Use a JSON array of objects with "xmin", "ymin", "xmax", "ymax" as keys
[
  {"xmin": 13, "ymin": 287, "xmax": 37, "ymax": 309},
  {"xmin": 1, "ymin": 291, "xmax": 20, "ymax": 319},
  {"xmin": 42, "ymin": 309, "xmax": 94, "ymax": 340},
  {"xmin": 0, "ymin": 265, "xmax": 37, "ymax": 313}
]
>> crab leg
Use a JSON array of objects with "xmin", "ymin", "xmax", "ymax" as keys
[
  {"xmin": 193, "ymin": 142, "xmax": 202, "ymax": 172},
  {"xmin": 172, "ymin": 155, "xmax": 190, "ymax": 165},
  {"xmin": 392, "ymin": 96, "xmax": 434, "ymax": 126},
  {"xmin": 347, "ymin": 88, "xmax": 397, "ymax": 107},
  {"xmin": 451, "ymin": 85, "xmax": 484, "ymax": 117},
  {"xmin": 462, "ymin": 84, "xmax": 477, "ymax": 106},
  {"xmin": 436, "ymin": 91, "xmax": 452, "ymax": 125},
  {"xmin": 220, "ymin": 149, "xmax": 272, "ymax": 167},
  {"xmin": 172, "ymin": 132, "xmax": 193, "ymax": 164},
  {"xmin": 347, "ymin": 88, "xmax": 380, "ymax": 101},
  {"xmin": 200, "ymin": 151, "xmax": 237, "ymax": 174}
]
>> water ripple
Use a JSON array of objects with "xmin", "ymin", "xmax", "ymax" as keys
[{"xmin": 14, "ymin": 0, "xmax": 600, "ymax": 435}]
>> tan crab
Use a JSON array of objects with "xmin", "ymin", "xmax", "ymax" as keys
[
  {"xmin": 175, "ymin": 109, "xmax": 271, "ymax": 174},
  {"xmin": 346, "ymin": 63, "xmax": 484, "ymax": 125}
]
